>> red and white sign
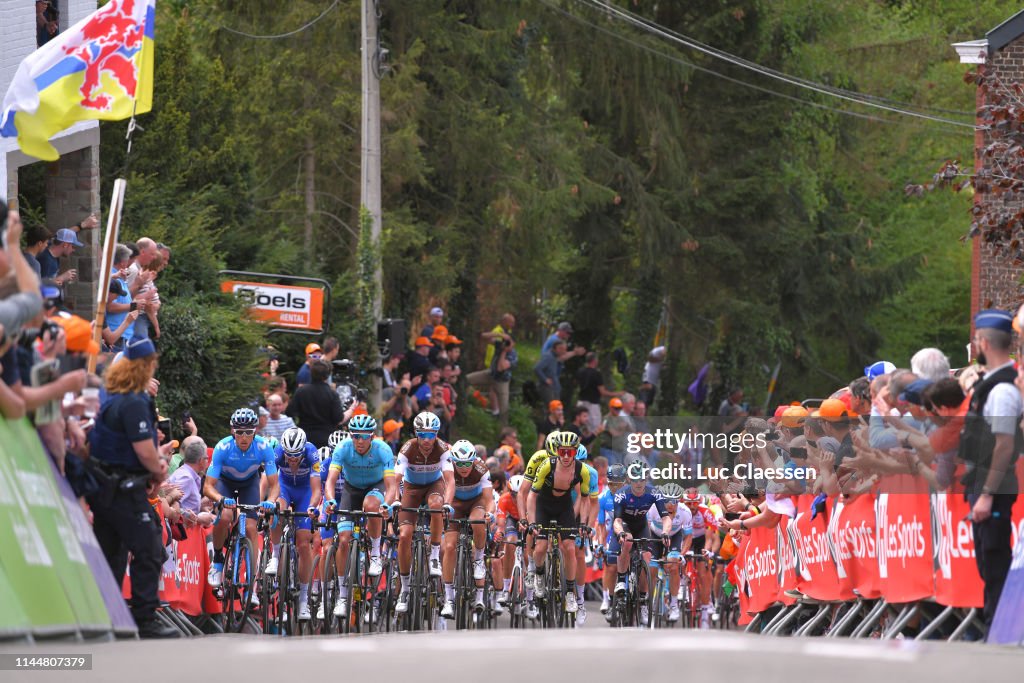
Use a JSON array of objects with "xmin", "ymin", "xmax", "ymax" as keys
[{"xmin": 221, "ymin": 280, "xmax": 325, "ymax": 331}]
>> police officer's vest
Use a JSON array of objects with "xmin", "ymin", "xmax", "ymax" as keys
[
  {"xmin": 88, "ymin": 392, "xmax": 153, "ymax": 472},
  {"xmin": 958, "ymin": 364, "xmax": 1022, "ymax": 495}
]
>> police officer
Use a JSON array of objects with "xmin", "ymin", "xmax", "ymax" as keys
[
  {"xmin": 86, "ymin": 337, "xmax": 178, "ymax": 638},
  {"xmin": 962, "ymin": 309, "xmax": 1021, "ymax": 626}
]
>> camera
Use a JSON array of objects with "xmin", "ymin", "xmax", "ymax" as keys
[
  {"xmin": 333, "ymin": 358, "xmax": 357, "ymax": 381},
  {"xmin": 400, "ymin": 386, "xmax": 408, "ymax": 395},
  {"xmin": 763, "ymin": 429, "xmax": 780, "ymax": 441}
]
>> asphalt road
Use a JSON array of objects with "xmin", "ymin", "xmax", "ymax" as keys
[{"xmin": 2, "ymin": 603, "xmax": 1022, "ymax": 683}]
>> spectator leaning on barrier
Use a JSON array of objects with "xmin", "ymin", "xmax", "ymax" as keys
[
  {"xmin": 166, "ymin": 437, "xmax": 209, "ymax": 520},
  {"xmin": 85, "ymin": 337, "xmax": 178, "ymax": 639},
  {"xmin": 963, "ymin": 309, "xmax": 1021, "ymax": 625}
]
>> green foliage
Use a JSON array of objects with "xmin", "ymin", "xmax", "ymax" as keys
[{"xmin": 154, "ymin": 294, "xmax": 266, "ymax": 438}]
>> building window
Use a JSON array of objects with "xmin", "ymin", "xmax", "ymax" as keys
[{"xmin": 35, "ymin": 0, "xmax": 61, "ymax": 48}]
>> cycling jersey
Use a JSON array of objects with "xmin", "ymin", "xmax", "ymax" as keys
[
  {"xmin": 453, "ymin": 460, "xmax": 492, "ymax": 501},
  {"xmin": 208, "ymin": 435, "xmax": 277, "ymax": 482},
  {"xmin": 497, "ymin": 490, "xmax": 521, "ymax": 521},
  {"xmin": 687, "ymin": 504, "xmax": 718, "ymax": 537},
  {"xmin": 394, "ymin": 437, "xmax": 452, "ymax": 486},
  {"xmin": 597, "ymin": 487, "xmax": 618, "ymax": 529},
  {"xmin": 274, "ymin": 443, "xmax": 321, "ymax": 489},
  {"xmin": 647, "ymin": 503, "xmax": 692, "ymax": 537},
  {"xmin": 530, "ymin": 459, "xmax": 595, "ymax": 497},
  {"xmin": 522, "ymin": 449, "xmax": 550, "ymax": 482},
  {"xmin": 613, "ymin": 485, "xmax": 669, "ymax": 530},
  {"xmin": 570, "ymin": 463, "xmax": 601, "ymax": 504},
  {"xmin": 329, "ymin": 438, "xmax": 395, "ymax": 489}
]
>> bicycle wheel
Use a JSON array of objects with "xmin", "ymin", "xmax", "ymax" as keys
[
  {"xmin": 650, "ymin": 572, "xmax": 664, "ymax": 629},
  {"xmin": 236, "ymin": 537, "xmax": 257, "ymax": 633},
  {"xmin": 276, "ymin": 541, "xmax": 290, "ymax": 636},
  {"xmin": 220, "ymin": 537, "xmax": 239, "ymax": 631},
  {"xmin": 454, "ymin": 540, "xmax": 468, "ymax": 630},
  {"xmin": 407, "ymin": 537, "xmax": 423, "ymax": 632},
  {"xmin": 323, "ymin": 542, "xmax": 340, "ymax": 634},
  {"xmin": 348, "ymin": 541, "xmax": 364, "ymax": 634},
  {"xmin": 508, "ymin": 564, "xmax": 523, "ymax": 629}
]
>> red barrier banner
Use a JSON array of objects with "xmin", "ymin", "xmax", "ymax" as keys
[
  {"xmin": 121, "ymin": 524, "xmax": 212, "ymax": 617},
  {"xmin": 738, "ymin": 525, "xmax": 781, "ymax": 615},
  {"xmin": 776, "ymin": 516, "xmax": 797, "ymax": 606},
  {"xmin": 791, "ymin": 495, "xmax": 850, "ymax": 602},
  {"xmin": 1011, "ymin": 459, "xmax": 1024, "ymax": 548},
  {"xmin": 931, "ymin": 488, "xmax": 984, "ymax": 609},
  {"xmin": 829, "ymin": 492, "xmax": 882, "ymax": 600},
  {"xmin": 876, "ymin": 475, "xmax": 933, "ymax": 603}
]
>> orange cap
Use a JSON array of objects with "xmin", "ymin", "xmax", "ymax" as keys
[
  {"xmin": 415, "ymin": 336, "xmax": 432, "ymax": 347},
  {"xmin": 431, "ymin": 325, "xmax": 449, "ymax": 341},
  {"xmin": 305, "ymin": 343, "xmax": 322, "ymax": 356},
  {"xmin": 609, "ymin": 397, "xmax": 623, "ymax": 409},
  {"xmin": 811, "ymin": 398, "xmax": 857, "ymax": 422},
  {"xmin": 445, "ymin": 335, "xmax": 462, "ymax": 345},
  {"xmin": 54, "ymin": 314, "xmax": 100, "ymax": 355},
  {"xmin": 548, "ymin": 400, "xmax": 564, "ymax": 412},
  {"xmin": 383, "ymin": 419, "xmax": 403, "ymax": 434},
  {"xmin": 779, "ymin": 406, "xmax": 808, "ymax": 429}
]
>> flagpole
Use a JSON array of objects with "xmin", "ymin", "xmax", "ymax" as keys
[{"xmin": 87, "ymin": 178, "xmax": 126, "ymax": 374}]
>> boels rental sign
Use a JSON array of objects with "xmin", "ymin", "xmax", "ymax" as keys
[{"xmin": 221, "ymin": 280, "xmax": 325, "ymax": 331}]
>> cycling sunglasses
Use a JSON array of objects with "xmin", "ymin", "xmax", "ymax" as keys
[
  {"xmin": 557, "ymin": 447, "xmax": 577, "ymax": 458},
  {"xmin": 416, "ymin": 431, "xmax": 438, "ymax": 439},
  {"xmin": 233, "ymin": 429, "xmax": 256, "ymax": 437},
  {"xmin": 350, "ymin": 432, "xmax": 373, "ymax": 441},
  {"xmin": 454, "ymin": 460, "xmax": 475, "ymax": 468}
]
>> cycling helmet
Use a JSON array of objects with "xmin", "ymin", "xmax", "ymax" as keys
[
  {"xmin": 413, "ymin": 411, "xmax": 441, "ymax": 433},
  {"xmin": 450, "ymin": 439, "xmax": 476, "ymax": 465},
  {"xmin": 328, "ymin": 430, "xmax": 349, "ymax": 449},
  {"xmin": 318, "ymin": 446, "xmax": 332, "ymax": 461},
  {"xmin": 659, "ymin": 483, "xmax": 685, "ymax": 501},
  {"xmin": 281, "ymin": 427, "xmax": 307, "ymax": 455},
  {"xmin": 230, "ymin": 408, "xmax": 259, "ymax": 429},
  {"xmin": 626, "ymin": 459, "xmax": 647, "ymax": 481},
  {"xmin": 575, "ymin": 443, "xmax": 589, "ymax": 461},
  {"xmin": 551, "ymin": 431, "xmax": 580, "ymax": 454},
  {"xmin": 607, "ymin": 464, "xmax": 627, "ymax": 483},
  {"xmin": 544, "ymin": 431, "xmax": 562, "ymax": 456},
  {"xmin": 348, "ymin": 414, "xmax": 377, "ymax": 433},
  {"xmin": 682, "ymin": 489, "xmax": 702, "ymax": 504},
  {"xmin": 508, "ymin": 475, "xmax": 525, "ymax": 493}
]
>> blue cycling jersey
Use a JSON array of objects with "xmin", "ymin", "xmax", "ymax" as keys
[
  {"xmin": 208, "ymin": 435, "xmax": 278, "ymax": 482},
  {"xmin": 274, "ymin": 443, "xmax": 321, "ymax": 489},
  {"xmin": 597, "ymin": 487, "xmax": 618, "ymax": 528},
  {"xmin": 613, "ymin": 485, "xmax": 668, "ymax": 527},
  {"xmin": 329, "ymin": 438, "xmax": 395, "ymax": 489},
  {"xmin": 570, "ymin": 464, "xmax": 601, "ymax": 504}
]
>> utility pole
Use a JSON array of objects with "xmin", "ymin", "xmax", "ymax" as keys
[{"xmin": 361, "ymin": 0, "xmax": 383, "ymax": 408}]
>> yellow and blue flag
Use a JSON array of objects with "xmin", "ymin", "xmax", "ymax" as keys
[{"xmin": 1, "ymin": 0, "xmax": 155, "ymax": 161}]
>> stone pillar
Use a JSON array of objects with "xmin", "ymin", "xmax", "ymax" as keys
[{"xmin": 45, "ymin": 144, "xmax": 100, "ymax": 315}]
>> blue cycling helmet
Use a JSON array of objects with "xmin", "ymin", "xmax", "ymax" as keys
[
  {"xmin": 413, "ymin": 411, "xmax": 441, "ymax": 433},
  {"xmin": 230, "ymin": 408, "xmax": 259, "ymax": 429},
  {"xmin": 575, "ymin": 444, "xmax": 589, "ymax": 461},
  {"xmin": 349, "ymin": 414, "xmax": 377, "ymax": 433}
]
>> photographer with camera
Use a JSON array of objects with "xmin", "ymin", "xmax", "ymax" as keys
[{"xmin": 379, "ymin": 353, "xmax": 413, "ymax": 424}]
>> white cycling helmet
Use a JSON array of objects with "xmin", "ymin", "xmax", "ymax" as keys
[
  {"xmin": 328, "ymin": 430, "xmax": 349, "ymax": 449},
  {"xmin": 508, "ymin": 475, "xmax": 525, "ymax": 494},
  {"xmin": 281, "ymin": 427, "xmax": 307, "ymax": 455},
  {"xmin": 317, "ymin": 446, "xmax": 332, "ymax": 461},
  {"xmin": 414, "ymin": 411, "xmax": 441, "ymax": 433},
  {"xmin": 450, "ymin": 439, "xmax": 476, "ymax": 465}
]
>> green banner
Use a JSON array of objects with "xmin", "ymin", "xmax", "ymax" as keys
[
  {"xmin": 0, "ymin": 554, "xmax": 31, "ymax": 636},
  {"xmin": 0, "ymin": 420, "xmax": 111, "ymax": 633},
  {"xmin": 0, "ymin": 422, "xmax": 79, "ymax": 635}
]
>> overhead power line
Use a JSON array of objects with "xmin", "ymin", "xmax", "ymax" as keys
[
  {"xmin": 535, "ymin": 0, "xmax": 969, "ymax": 135},
  {"xmin": 581, "ymin": 0, "xmax": 974, "ymax": 120},
  {"xmin": 219, "ymin": 0, "xmax": 340, "ymax": 40},
  {"xmin": 577, "ymin": 0, "xmax": 977, "ymax": 130}
]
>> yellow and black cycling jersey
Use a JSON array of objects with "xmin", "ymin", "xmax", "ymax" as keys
[
  {"xmin": 530, "ymin": 458, "xmax": 595, "ymax": 498},
  {"xmin": 522, "ymin": 449, "xmax": 550, "ymax": 483}
]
